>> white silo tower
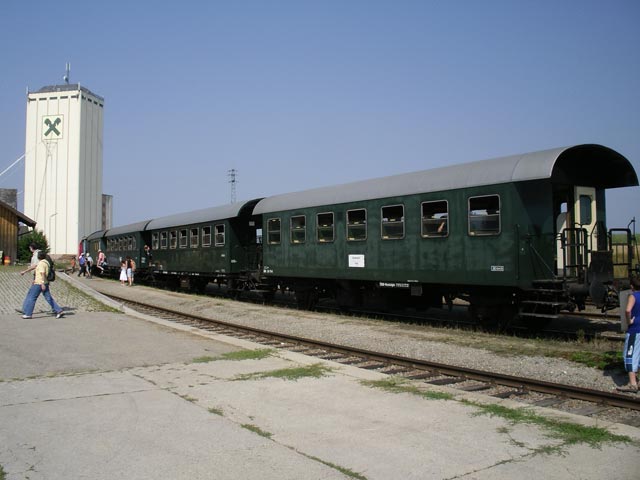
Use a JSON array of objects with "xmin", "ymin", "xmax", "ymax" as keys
[{"xmin": 24, "ymin": 79, "xmax": 105, "ymax": 255}]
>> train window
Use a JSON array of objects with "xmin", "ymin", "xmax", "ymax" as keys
[
  {"xmin": 128, "ymin": 237, "xmax": 133, "ymax": 250},
  {"xmin": 160, "ymin": 232, "xmax": 168, "ymax": 249},
  {"xmin": 267, "ymin": 218, "xmax": 281, "ymax": 245},
  {"xmin": 579, "ymin": 195, "xmax": 592, "ymax": 225},
  {"xmin": 215, "ymin": 224, "xmax": 225, "ymax": 246},
  {"xmin": 119, "ymin": 238, "xmax": 124, "ymax": 250},
  {"xmin": 422, "ymin": 200, "xmax": 449, "ymax": 237},
  {"xmin": 317, "ymin": 212, "xmax": 334, "ymax": 243},
  {"xmin": 190, "ymin": 228, "xmax": 199, "ymax": 248},
  {"xmin": 347, "ymin": 209, "xmax": 367, "ymax": 241},
  {"xmin": 179, "ymin": 230, "xmax": 188, "ymax": 248},
  {"xmin": 381, "ymin": 205, "xmax": 405, "ymax": 240},
  {"xmin": 170, "ymin": 231, "xmax": 178, "ymax": 249},
  {"xmin": 468, "ymin": 195, "xmax": 501, "ymax": 236},
  {"xmin": 152, "ymin": 232, "xmax": 159, "ymax": 251},
  {"xmin": 202, "ymin": 226, "xmax": 212, "ymax": 247},
  {"xmin": 290, "ymin": 216, "xmax": 306, "ymax": 244},
  {"xmin": 132, "ymin": 237, "xmax": 137, "ymax": 250}
]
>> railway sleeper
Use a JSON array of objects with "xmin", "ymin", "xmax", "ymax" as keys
[
  {"xmin": 427, "ymin": 377, "xmax": 467, "ymax": 386},
  {"xmin": 491, "ymin": 389, "xmax": 528, "ymax": 399},
  {"xmin": 402, "ymin": 371, "xmax": 441, "ymax": 381},
  {"xmin": 352, "ymin": 361, "xmax": 387, "ymax": 370},
  {"xmin": 532, "ymin": 397, "xmax": 567, "ymax": 408},
  {"xmin": 568, "ymin": 405, "xmax": 612, "ymax": 417},
  {"xmin": 457, "ymin": 383, "xmax": 493, "ymax": 392}
]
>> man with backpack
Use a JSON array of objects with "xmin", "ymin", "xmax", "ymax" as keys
[
  {"xmin": 19, "ymin": 243, "xmax": 40, "ymax": 277},
  {"xmin": 20, "ymin": 250, "xmax": 64, "ymax": 319}
]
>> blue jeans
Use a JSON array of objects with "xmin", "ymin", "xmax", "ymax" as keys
[{"xmin": 22, "ymin": 284, "xmax": 62, "ymax": 316}]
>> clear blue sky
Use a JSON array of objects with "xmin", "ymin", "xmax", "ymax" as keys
[{"xmin": 1, "ymin": 0, "xmax": 638, "ymax": 228}]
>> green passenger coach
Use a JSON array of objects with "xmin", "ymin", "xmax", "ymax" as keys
[
  {"xmin": 145, "ymin": 200, "xmax": 262, "ymax": 291},
  {"xmin": 254, "ymin": 144, "xmax": 638, "ymax": 324}
]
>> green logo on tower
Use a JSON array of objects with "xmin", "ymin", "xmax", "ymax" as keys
[{"xmin": 42, "ymin": 115, "xmax": 64, "ymax": 140}]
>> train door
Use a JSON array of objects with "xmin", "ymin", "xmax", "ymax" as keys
[
  {"xmin": 574, "ymin": 186, "xmax": 598, "ymax": 262},
  {"xmin": 556, "ymin": 186, "xmax": 597, "ymax": 278}
]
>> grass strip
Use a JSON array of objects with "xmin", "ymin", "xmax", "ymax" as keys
[
  {"xmin": 464, "ymin": 400, "xmax": 632, "ymax": 448},
  {"xmin": 191, "ymin": 348, "xmax": 273, "ymax": 364},
  {"xmin": 362, "ymin": 378, "xmax": 454, "ymax": 400},
  {"xmin": 234, "ymin": 363, "xmax": 332, "ymax": 381},
  {"xmin": 241, "ymin": 424, "xmax": 272, "ymax": 438},
  {"xmin": 301, "ymin": 452, "xmax": 368, "ymax": 480}
]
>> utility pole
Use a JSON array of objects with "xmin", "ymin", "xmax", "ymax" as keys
[{"xmin": 228, "ymin": 169, "xmax": 237, "ymax": 203}]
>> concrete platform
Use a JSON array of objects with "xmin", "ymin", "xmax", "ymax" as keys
[{"xmin": 1, "ymin": 269, "xmax": 639, "ymax": 479}]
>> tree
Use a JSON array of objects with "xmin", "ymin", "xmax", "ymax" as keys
[{"xmin": 17, "ymin": 230, "xmax": 49, "ymax": 263}]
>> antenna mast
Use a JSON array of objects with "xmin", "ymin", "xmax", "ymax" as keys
[
  {"xmin": 228, "ymin": 169, "xmax": 238, "ymax": 203},
  {"xmin": 63, "ymin": 62, "xmax": 71, "ymax": 84}
]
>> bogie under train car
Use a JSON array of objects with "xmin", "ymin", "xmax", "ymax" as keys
[{"xmin": 82, "ymin": 144, "xmax": 638, "ymax": 327}]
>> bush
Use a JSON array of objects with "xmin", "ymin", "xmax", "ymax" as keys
[{"xmin": 17, "ymin": 230, "xmax": 49, "ymax": 263}]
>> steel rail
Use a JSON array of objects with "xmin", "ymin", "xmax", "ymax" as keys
[{"xmin": 110, "ymin": 295, "xmax": 640, "ymax": 411}]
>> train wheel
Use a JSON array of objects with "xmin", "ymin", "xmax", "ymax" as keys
[
  {"xmin": 519, "ymin": 316, "xmax": 552, "ymax": 331},
  {"xmin": 296, "ymin": 289, "xmax": 318, "ymax": 310},
  {"xmin": 469, "ymin": 304, "xmax": 516, "ymax": 331},
  {"xmin": 261, "ymin": 289, "xmax": 276, "ymax": 303},
  {"xmin": 190, "ymin": 279, "xmax": 209, "ymax": 294},
  {"xmin": 496, "ymin": 305, "xmax": 518, "ymax": 330},
  {"xmin": 445, "ymin": 294, "xmax": 455, "ymax": 312},
  {"xmin": 166, "ymin": 277, "xmax": 180, "ymax": 291}
]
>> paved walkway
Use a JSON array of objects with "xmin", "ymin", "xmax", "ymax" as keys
[
  {"xmin": 0, "ymin": 267, "xmax": 639, "ymax": 479},
  {"xmin": 0, "ymin": 265, "xmax": 113, "ymax": 315}
]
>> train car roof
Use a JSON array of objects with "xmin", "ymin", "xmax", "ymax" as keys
[
  {"xmin": 104, "ymin": 220, "xmax": 152, "ymax": 237},
  {"xmin": 145, "ymin": 199, "xmax": 262, "ymax": 231},
  {"xmin": 253, "ymin": 144, "xmax": 638, "ymax": 214},
  {"xmin": 85, "ymin": 229, "xmax": 106, "ymax": 241}
]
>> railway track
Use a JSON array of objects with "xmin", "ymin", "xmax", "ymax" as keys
[{"xmin": 108, "ymin": 294, "xmax": 640, "ymax": 428}]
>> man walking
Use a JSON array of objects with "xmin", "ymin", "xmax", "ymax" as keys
[
  {"xmin": 21, "ymin": 251, "xmax": 64, "ymax": 319},
  {"xmin": 19, "ymin": 243, "xmax": 40, "ymax": 277}
]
